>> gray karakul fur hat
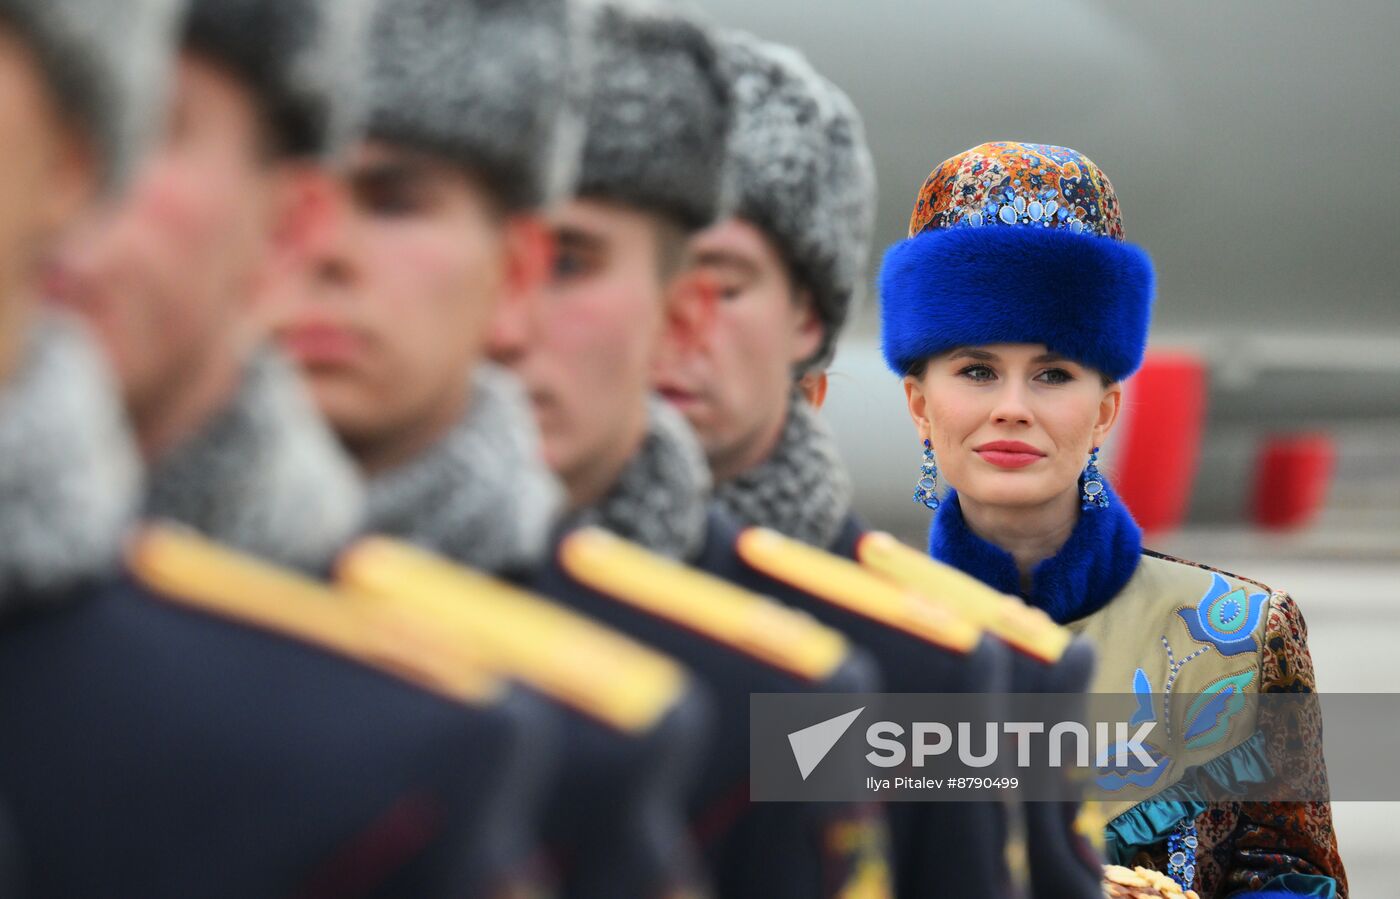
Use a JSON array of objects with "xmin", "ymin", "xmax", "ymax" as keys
[
  {"xmin": 718, "ymin": 31, "xmax": 877, "ymax": 372},
  {"xmin": 364, "ymin": 0, "xmax": 591, "ymax": 211},
  {"xmin": 182, "ymin": 0, "xmax": 375, "ymax": 158},
  {"xmin": 0, "ymin": 0, "xmax": 183, "ymax": 191},
  {"xmin": 576, "ymin": 0, "xmax": 733, "ymax": 231}
]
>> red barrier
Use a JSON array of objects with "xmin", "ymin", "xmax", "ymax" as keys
[
  {"xmin": 1111, "ymin": 352, "xmax": 1208, "ymax": 536},
  {"xmin": 1251, "ymin": 434, "xmax": 1336, "ymax": 530}
]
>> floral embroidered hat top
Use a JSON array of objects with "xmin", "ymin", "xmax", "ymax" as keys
[
  {"xmin": 909, "ymin": 141, "xmax": 1124, "ymax": 238},
  {"xmin": 880, "ymin": 141, "xmax": 1155, "ymax": 382}
]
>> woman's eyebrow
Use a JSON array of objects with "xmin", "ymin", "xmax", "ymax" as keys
[
  {"xmin": 1031, "ymin": 352, "xmax": 1071, "ymax": 364},
  {"xmin": 948, "ymin": 348, "xmax": 997, "ymax": 362}
]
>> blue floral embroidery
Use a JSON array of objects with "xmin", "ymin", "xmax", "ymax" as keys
[
  {"xmin": 965, "ymin": 186, "xmax": 1087, "ymax": 233},
  {"xmin": 1182, "ymin": 670, "xmax": 1255, "ymax": 751},
  {"xmin": 1177, "ymin": 573, "xmax": 1268, "ymax": 657},
  {"xmin": 1131, "ymin": 667, "xmax": 1155, "ymax": 726},
  {"xmin": 1096, "ymin": 740, "xmax": 1170, "ymax": 792}
]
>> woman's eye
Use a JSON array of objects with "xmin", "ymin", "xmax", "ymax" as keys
[
  {"xmin": 1035, "ymin": 368, "xmax": 1074, "ymax": 385},
  {"xmin": 958, "ymin": 364, "xmax": 996, "ymax": 382}
]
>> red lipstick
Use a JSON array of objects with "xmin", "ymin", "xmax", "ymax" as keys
[{"xmin": 974, "ymin": 440, "xmax": 1046, "ymax": 470}]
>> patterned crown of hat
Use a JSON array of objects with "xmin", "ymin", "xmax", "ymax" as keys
[
  {"xmin": 909, "ymin": 141, "xmax": 1124, "ymax": 240},
  {"xmin": 880, "ymin": 141, "xmax": 1154, "ymax": 382}
]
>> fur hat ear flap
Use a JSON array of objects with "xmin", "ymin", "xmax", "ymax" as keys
[{"xmin": 0, "ymin": 0, "xmax": 183, "ymax": 191}]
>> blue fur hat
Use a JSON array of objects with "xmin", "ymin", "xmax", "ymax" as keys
[{"xmin": 879, "ymin": 141, "xmax": 1154, "ymax": 381}]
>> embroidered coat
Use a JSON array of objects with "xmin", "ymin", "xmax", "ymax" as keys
[{"xmin": 928, "ymin": 484, "xmax": 1347, "ymax": 899}]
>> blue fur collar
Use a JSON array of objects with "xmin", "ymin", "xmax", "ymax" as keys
[{"xmin": 927, "ymin": 481, "xmax": 1143, "ymax": 624}]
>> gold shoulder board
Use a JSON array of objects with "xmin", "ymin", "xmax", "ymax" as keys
[
  {"xmin": 557, "ymin": 527, "xmax": 849, "ymax": 683},
  {"xmin": 337, "ymin": 537, "xmax": 689, "ymax": 735},
  {"xmin": 736, "ymin": 528, "xmax": 982, "ymax": 654},
  {"xmin": 128, "ymin": 525, "xmax": 499, "ymax": 705},
  {"xmin": 855, "ymin": 532, "xmax": 1071, "ymax": 663}
]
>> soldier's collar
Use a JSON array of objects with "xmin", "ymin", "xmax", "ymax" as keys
[
  {"xmin": 711, "ymin": 389, "xmax": 854, "ymax": 550},
  {"xmin": 365, "ymin": 363, "xmax": 564, "ymax": 575},
  {"xmin": 0, "ymin": 317, "xmax": 141, "ymax": 605},
  {"xmin": 567, "ymin": 396, "xmax": 711, "ymax": 562},
  {"xmin": 144, "ymin": 346, "xmax": 366, "ymax": 573}
]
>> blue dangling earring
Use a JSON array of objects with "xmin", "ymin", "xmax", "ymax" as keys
[
  {"xmin": 1081, "ymin": 446, "xmax": 1109, "ymax": 510},
  {"xmin": 913, "ymin": 438, "xmax": 940, "ymax": 511}
]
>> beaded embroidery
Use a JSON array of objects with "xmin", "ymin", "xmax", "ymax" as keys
[{"xmin": 1167, "ymin": 818, "xmax": 1199, "ymax": 890}]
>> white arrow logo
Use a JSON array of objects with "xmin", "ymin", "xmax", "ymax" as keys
[{"xmin": 788, "ymin": 707, "xmax": 865, "ymax": 780}]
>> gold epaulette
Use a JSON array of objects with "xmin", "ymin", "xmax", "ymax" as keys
[
  {"xmin": 128, "ymin": 525, "xmax": 500, "ymax": 704},
  {"xmin": 336, "ymin": 537, "xmax": 689, "ymax": 735},
  {"xmin": 735, "ymin": 528, "xmax": 982, "ymax": 654},
  {"xmin": 557, "ymin": 527, "xmax": 849, "ymax": 683},
  {"xmin": 855, "ymin": 533, "xmax": 1071, "ymax": 663}
]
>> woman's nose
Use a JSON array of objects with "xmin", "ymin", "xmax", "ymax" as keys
[{"xmin": 989, "ymin": 382, "xmax": 1034, "ymax": 426}]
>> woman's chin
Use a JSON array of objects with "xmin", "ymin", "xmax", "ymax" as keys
[{"xmin": 955, "ymin": 474, "xmax": 1067, "ymax": 510}]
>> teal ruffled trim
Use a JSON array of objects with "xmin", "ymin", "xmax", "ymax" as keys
[
  {"xmin": 1105, "ymin": 731, "xmax": 1274, "ymax": 865},
  {"xmin": 1257, "ymin": 872, "xmax": 1339, "ymax": 897},
  {"xmin": 1105, "ymin": 797, "xmax": 1208, "ymax": 866}
]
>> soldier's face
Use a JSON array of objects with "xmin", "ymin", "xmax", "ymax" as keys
[
  {"xmin": 654, "ymin": 218, "xmax": 823, "ymax": 483},
  {"xmin": 44, "ymin": 54, "xmax": 278, "ymax": 443},
  {"xmin": 0, "ymin": 25, "xmax": 95, "ymax": 383},
  {"xmin": 495, "ymin": 199, "xmax": 673, "ymax": 506},
  {"xmin": 268, "ymin": 142, "xmax": 538, "ymax": 473}
]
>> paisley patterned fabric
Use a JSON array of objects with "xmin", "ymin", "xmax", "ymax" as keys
[{"xmin": 907, "ymin": 140, "xmax": 1125, "ymax": 239}]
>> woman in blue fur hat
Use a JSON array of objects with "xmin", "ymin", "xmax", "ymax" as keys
[{"xmin": 879, "ymin": 141, "xmax": 1346, "ymax": 898}]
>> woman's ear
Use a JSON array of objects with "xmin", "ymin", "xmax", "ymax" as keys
[
  {"xmin": 1092, "ymin": 380, "xmax": 1124, "ymax": 446},
  {"xmin": 903, "ymin": 374, "xmax": 930, "ymax": 441}
]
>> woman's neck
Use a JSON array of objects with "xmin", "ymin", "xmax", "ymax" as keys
[{"xmin": 958, "ymin": 487, "xmax": 1081, "ymax": 593}]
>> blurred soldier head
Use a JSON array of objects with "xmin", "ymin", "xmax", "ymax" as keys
[
  {"xmin": 654, "ymin": 32, "xmax": 876, "ymax": 483},
  {"xmin": 493, "ymin": 0, "xmax": 733, "ymax": 508},
  {"xmin": 43, "ymin": 0, "xmax": 371, "ymax": 459},
  {"xmin": 267, "ymin": 0, "xmax": 586, "ymax": 476},
  {"xmin": 0, "ymin": 0, "xmax": 178, "ymax": 381}
]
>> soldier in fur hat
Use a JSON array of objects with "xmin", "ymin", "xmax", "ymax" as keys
[
  {"xmin": 491, "ymin": 4, "xmax": 900, "ymax": 895},
  {"xmin": 44, "ymin": 0, "xmax": 373, "ymax": 572},
  {"xmin": 264, "ymin": 2, "xmax": 719, "ymax": 895},
  {"xmin": 0, "ymin": 2, "xmax": 551, "ymax": 895}
]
